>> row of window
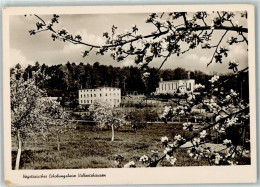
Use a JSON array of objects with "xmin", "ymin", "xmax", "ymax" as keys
[
  {"xmin": 160, "ymin": 82, "xmax": 192, "ymax": 91},
  {"xmin": 161, "ymin": 83, "xmax": 178, "ymax": 91},
  {"xmin": 80, "ymin": 93, "xmax": 120, "ymax": 98},
  {"xmin": 79, "ymin": 99, "xmax": 120, "ymax": 104}
]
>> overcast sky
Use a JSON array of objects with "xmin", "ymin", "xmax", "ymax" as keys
[{"xmin": 10, "ymin": 12, "xmax": 248, "ymax": 74}]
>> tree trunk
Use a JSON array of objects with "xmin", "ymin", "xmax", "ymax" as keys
[
  {"xmin": 111, "ymin": 125, "xmax": 114, "ymax": 141},
  {"xmin": 57, "ymin": 133, "xmax": 60, "ymax": 151},
  {"xmin": 15, "ymin": 130, "xmax": 22, "ymax": 170},
  {"xmin": 97, "ymin": 130, "xmax": 100, "ymax": 139}
]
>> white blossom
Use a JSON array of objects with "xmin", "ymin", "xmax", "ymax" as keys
[
  {"xmin": 194, "ymin": 83, "xmax": 205, "ymax": 90},
  {"xmin": 209, "ymin": 75, "xmax": 219, "ymax": 83},
  {"xmin": 161, "ymin": 136, "xmax": 169, "ymax": 144},
  {"xmin": 226, "ymin": 117, "xmax": 238, "ymax": 127},
  {"xmin": 213, "ymin": 153, "xmax": 222, "ymax": 164},
  {"xmin": 163, "ymin": 147, "xmax": 172, "ymax": 154},
  {"xmin": 143, "ymin": 72, "xmax": 150, "ymax": 78},
  {"xmin": 124, "ymin": 161, "xmax": 135, "ymax": 168},
  {"xmin": 200, "ymin": 130, "xmax": 207, "ymax": 138},
  {"xmin": 139, "ymin": 155, "xmax": 149, "ymax": 163},
  {"xmin": 223, "ymin": 139, "xmax": 232, "ymax": 147},
  {"xmin": 192, "ymin": 138, "xmax": 200, "ymax": 147}
]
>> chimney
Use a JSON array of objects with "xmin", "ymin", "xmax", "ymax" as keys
[
  {"xmin": 160, "ymin": 78, "xmax": 163, "ymax": 82},
  {"xmin": 187, "ymin": 72, "xmax": 190, "ymax": 79}
]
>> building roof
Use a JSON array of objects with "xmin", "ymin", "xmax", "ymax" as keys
[
  {"xmin": 96, "ymin": 86, "xmax": 120, "ymax": 89},
  {"xmin": 159, "ymin": 79, "xmax": 195, "ymax": 83},
  {"xmin": 79, "ymin": 86, "xmax": 121, "ymax": 91}
]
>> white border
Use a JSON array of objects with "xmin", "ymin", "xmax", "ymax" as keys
[{"xmin": 3, "ymin": 4, "xmax": 257, "ymax": 186}]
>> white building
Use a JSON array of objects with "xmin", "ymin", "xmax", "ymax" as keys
[
  {"xmin": 78, "ymin": 87, "xmax": 121, "ymax": 107},
  {"xmin": 156, "ymin": 78, "xmax": 195, "ymax": 94}
]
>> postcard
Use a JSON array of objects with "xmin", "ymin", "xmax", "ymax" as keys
[{"xmin": 2, "ymin": 4, "xmax": 256, "ymax": 185}]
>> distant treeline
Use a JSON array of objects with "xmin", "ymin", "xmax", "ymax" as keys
[{"xmin": 11, "ymin": 61, "xmax": 249, "ymax": 104}]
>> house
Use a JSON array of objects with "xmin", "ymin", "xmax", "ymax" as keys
[
  {"xmin": 155, "ymin": 72, "xmax": 195, "ymax": 94},
  {"xmin": 78, "ymin": 87, "xmax": 121, "ymax": 107}
]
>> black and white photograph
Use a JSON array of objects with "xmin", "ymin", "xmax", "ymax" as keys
[{"xmin": 3, "ymin": 5, "xmax": 256, "ymax": 185}]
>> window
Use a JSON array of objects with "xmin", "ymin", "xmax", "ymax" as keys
[
  {"xmin": 94, "ymin": 94, "xmax": 96, "ymax": 97},
  {"xmin": 87, "ymin": 100, "xmax": 89, "ymax": 103},
  {"xmin": 84, "ymin": 94, "xmax": 86, "ymax": 98},
  {"xmin": 91, "ymin": 100, "xmax": 92, "ymax": 103},
  {"xmin": 100, "ymin": 94, "xmax": 102, "ymax": 97},
  {"xmin": 91, "ymin": 94, "xmax": 92, "ymax": 97},
  {"xmin": 162, "ymin": 84, "xmax": 163, "ymax": 90},
  {"xmin": 81, "ymin": 95, "xmax": 82, "ymax": 98},
  {"xmin": 87, "ymin": 94, "xmax": 89, "ymax": 97},
  {"xmin": 84, "ymin": 100, "xmax": 86, "ymax": 103},
  {"xmin": 105, "ymin": 93, "xmax": 107, "ymax": 96}
]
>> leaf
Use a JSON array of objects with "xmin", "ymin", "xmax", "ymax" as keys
[
  {"xmin": 214, "ymin": 54, "xmax": 222, "ymax": 63},
  {"xmin": 29, "ymin": 30, "xmax": 36, "ymax": 35}
]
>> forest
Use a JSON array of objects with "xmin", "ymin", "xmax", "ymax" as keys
[{"xmin": 11, "ymin": 61, "xmax": 249, "ymax": 108}]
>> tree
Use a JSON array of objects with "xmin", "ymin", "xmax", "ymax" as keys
[
  {"xmin": 28, "ymin": 12, "xmax": 247, "ymax": 73},
  {"xmin": 27, "ymin": 11, "xmax": 250, "ymax": 166},
  {"xmin": 88, "ymin": 101, "xmax": 126, "ymax": 141},
  {"xmin": 128, "ymin": 109, "xmax": 146, "ymax": 138},
  {"xmin": 44, "ymin": 100, "xmax": 75, "ymax": 151},
  {"xmin": 10, "ymin": 66, "xmax": 70, "ymax": 169}
]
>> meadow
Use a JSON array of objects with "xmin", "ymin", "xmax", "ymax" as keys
[{"xmin": 11, "ymin": 122, "xmax": 214, "ymax": 169}]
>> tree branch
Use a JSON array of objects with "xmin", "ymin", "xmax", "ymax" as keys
[
  {"xmin": 147, "ymin": 106, "xmax": 249, "ymax": 167},
  {"xmin": 207, "ymin": 30, "xmax": 228, "ymax": 66}
]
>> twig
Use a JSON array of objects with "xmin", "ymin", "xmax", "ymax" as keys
[
  {"xmin": 207, "ymin": 30, "xmax": 228, "ymax": 66},
  {"xmin": 147, "ymin": 106, "xmax": 249, "ymax": 167}
]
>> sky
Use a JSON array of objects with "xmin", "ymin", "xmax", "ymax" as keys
[{"xmin": 9, "ymin": 12, "xmax": 248, "ymax": 74}]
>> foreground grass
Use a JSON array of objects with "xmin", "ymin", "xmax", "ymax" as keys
[{"xmin": 11, "ymin": 122, "xmax": 247, "ymax": 169}]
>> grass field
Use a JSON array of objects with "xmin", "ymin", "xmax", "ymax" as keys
[{"xmin": 11, "ymin": 122, "xmax": 249, "ymax": 169}]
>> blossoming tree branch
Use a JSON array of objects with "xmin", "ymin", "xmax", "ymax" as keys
[
  {"xmin": 28, "ymin": 11, "xmax": 247, "ymax": 71},
  {"xmin": 11, "ymin": 67, "xmax": 75, "ymax": 170},
  {"xmin": 27, "ymin": 11, "xmax": 250, "ymax": 167}
]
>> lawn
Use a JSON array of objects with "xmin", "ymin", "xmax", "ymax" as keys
[{"xmin": 12, "ymin": 122, "xmax": 246, "ymax": 169}]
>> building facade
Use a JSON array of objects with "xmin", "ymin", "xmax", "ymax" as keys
[
  {"xmin": 78, "ymin": 87, "xmax": 121, "ymax": 107},
  {"xmin": 156, "ymin": 79, "xmax": 195, "ymax": 94}
]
